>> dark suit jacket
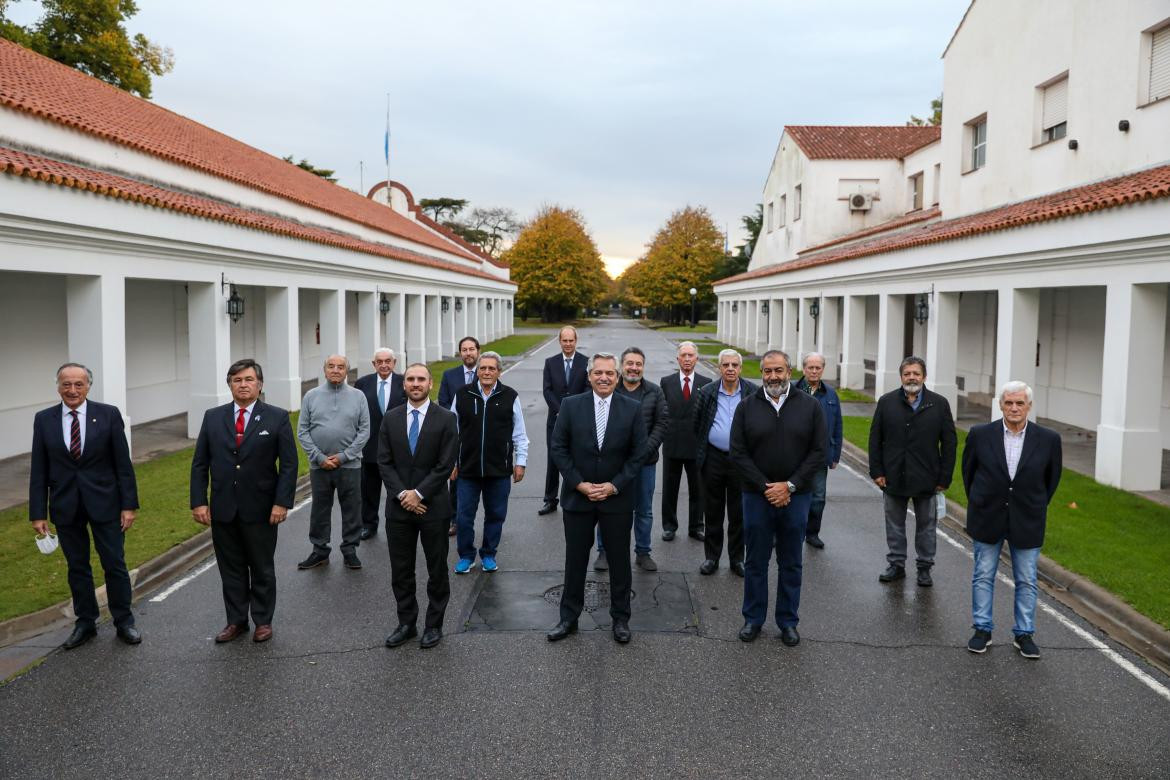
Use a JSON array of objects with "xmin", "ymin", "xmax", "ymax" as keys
[
  {"xmin": 354, "ymin": 372, "xmax": 406, "ymax": 461},
  {"xmin": 437, "ymin": 364, "xmax": 476, "ymax": 410},
  {"xmin": 377, "ymin": 402, "xmax": 459, "ymax": 522},
  {"xmin": 29, "ymin": 400, "xmax": 138, "ymax": 525},
  {"xmin": 190, "ymin": 401, "xmax": 298, "ymax": 523},
  {"xmin": 692, "ymin": 378, "xmax": 760, "ymax": 470},
  {"xmin": 660, "ymin": 372, "xmax": 713, "ymax": 459},
  {"xmin": 962, "ymin": 421, "xmax": 1063, "ymax": 548},
  {"xmin": 542, "ymin": 352, "xmax": 588, "ymax": 420},
  {"xmin": 550, "ymin": 392, "xmax": 647, "ymax": 514}
]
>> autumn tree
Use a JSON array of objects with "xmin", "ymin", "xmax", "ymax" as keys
[
  {"xmin": 623, "ymin": 206, "xmax": 726, "ymax": 325},
  {"xmin": 1, "ymin": 0, "xmax": 174, "ymax": 98},
  {"xmin": 504, "ymin": 206, "xmax": 608, "ymax": 321}
]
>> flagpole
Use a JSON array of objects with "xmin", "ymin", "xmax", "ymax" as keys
[{"xmin": 384, "ymin": 93, "xmax": 391, "ymax": 206}]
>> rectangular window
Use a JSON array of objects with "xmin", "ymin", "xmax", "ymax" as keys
[
  {"xmin": 766, "ymin": 201, "xmax": 774, "ymax": 232},
  {"xmin": 1151, "ymin": 23, "xmax": 1170, "ymax": 103},
  {"xmin": 908, "ymin": 172, "xmax": 924, "ymax": 211},
  {"xmin": 794, "ymin": 185, "xmax": 802, "ymax": 220},
  {"xmin": 1041, "ymin": 76, "xmax": 1068, "ymax": 142},
  {"xmin": 966, "ymin": 116, "xmax": 987, "ymax": 172},
  {"xmin": 778, "ymin": 195, "xmax": 786, "ymax": 227}
]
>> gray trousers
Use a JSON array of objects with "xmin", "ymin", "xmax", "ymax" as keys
[
  {"xmin": 309, "ymin": 467, "xmax": 363, "ymax": 556},
  {"xmin": 882, "ymin": 492, "xmax": 937, "ymax": 569}
]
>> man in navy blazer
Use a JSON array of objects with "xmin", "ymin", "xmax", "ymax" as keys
[
  {"xmin": 190, "ymin": 359, "xmax": 298, "ymax": 644},
  {"xmin": 962, "ymin": 381, "xmax": 1062, "ymax": 659},
  {"xmin": 547, "ymin": 352, "xmax": 647, "ymax": 644},
  {"xmin": 353, "ymin": 348, "xmax": 406, "ymax": 540},
  {"xmin": 30, "ymin": 363, "xmax": 140, "ymax": 650},
  {"xmin": 539, "ymin": 326, "xmax": 588, "ymax": 515},
  {"xmin": 437, "ymin": 336, "xmax": 480, "ymax": 534}
]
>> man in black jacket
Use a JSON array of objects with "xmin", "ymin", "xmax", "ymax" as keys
[
  {"xmin": 30, "ymin": 363, "xmax": 141, "ymax": 649},
  {"xmin": 962, "ymin": 381, "xmax": 1062, "ymax": 659},
  {"xmin": 730, "ymin": 350, "xmax": 825, "ymax": 646},
  {"xmin": 547, "ymin": 352, "xmax": 647, "ymax": 644},
  {"xmin": 539, "ymin": 327, "xmax": 588, "ymax": 515},
  {"xmin": 191, "ymin": 359, "xmax": 298, "ymax": 644},
  {"xmin": 868, "ymin": 356, "xmax": 957, "ymax": 587},
  {"xmin": 594, "ymin": 347, "xmax": 670, "ymax": 572},
  {"xmin": 659, "ymin": 341, "xmax": 711, "ymax": 540},
  {"xmin": 354, "ymin": 348, "xmax": 405, "ymax": 541}
]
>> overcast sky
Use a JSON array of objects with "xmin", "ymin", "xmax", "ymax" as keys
[{"xmin": 23, "ymin": 0, "xmax": 971, "ymax": 276}]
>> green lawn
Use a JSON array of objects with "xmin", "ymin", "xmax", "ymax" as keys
[
  {"xmin": 842, "ymin": 415, "xmax": 1170, "ymax": 629},
  {"xmin": 426, "ymin": 334, "xmax": 549, "ymax": 400},
  {"xmin": 641, "ymin": 320, "xmax": 717, "ymax": 334},
  {"xmin": 512, "ymin": 317, "xmax": 594, "ymax": 329},
  {"xmin": 0, "ymin": 413, "xmax": 311, "ymax": 623}
]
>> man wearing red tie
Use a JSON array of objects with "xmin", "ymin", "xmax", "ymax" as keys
[
  {"xmin": 659, "ymin": 341, "xmax": 711, "ymax": 541},
  {"xmin": 29, "ymin": 363, "xmax": 140, "ymax": 650}
]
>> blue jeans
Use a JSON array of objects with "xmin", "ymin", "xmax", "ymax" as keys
[
  {"xmin": 597, "ymin": 463, "xmax": 655, "ymax": 556},
  {"xmin": 806, "ymin": 467, "xmax": 828, "ymax": 536},
  {"xmin": 742, "ymin": 490, "xmax": 811, "ymax": 628},
  {"xmin": 455, "ymin": 476, "xmax": 511, "ymax": 561},
  {"xmin": 972, "ymin": 539, "xmax": 1040, "ymax": 636}
]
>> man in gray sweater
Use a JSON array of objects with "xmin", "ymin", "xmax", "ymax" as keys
[{"xmin": 297, "ymin": 354, "xmax": 370, "ymax": 570}]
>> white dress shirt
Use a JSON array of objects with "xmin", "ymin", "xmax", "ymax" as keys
[
  {"xmin": 765, "ymin": 383, "xmax": 790, "ymax": 413},
  {"xmin": 1003, "ymin": 421, "xmax": 1027, "ymax": 480},
  {"xmin": 678, "ymin": 370, "xmax": 696, "ymax": 394},
  {"xmin": 400, "ymin": 399, "xmax": 431, "ymax": 501},
  {"xmin": 61, "ymin": 400, "xmax": 88, "ymax": 452},
  {"xmin": 377, "ymin": 376, "xmax": 392, "ymax": 412},
  {"xmin": 234, "ymin": 399, "xmax": 257, "ymax": 426}
]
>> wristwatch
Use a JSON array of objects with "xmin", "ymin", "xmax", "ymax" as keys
[{"xmin": 786, "ymin": 481, "xmax": 796, "ymax": 494}]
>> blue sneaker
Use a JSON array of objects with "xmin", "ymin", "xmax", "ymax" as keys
[
  {"xmin": 482, "ymin": 556, "xmax": 498, "ymax": 573},
  {"xmin": 454, "ymin": 558, "xmax": 475, "ymax": 574}
]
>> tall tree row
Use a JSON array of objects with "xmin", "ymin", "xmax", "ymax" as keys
[
  {"xmin": 621, "ymin": 206, "xmax": 725, "ymax": 325},
  {"xmin": 504, "ymin": 206, "xmax": 608, "ymax": 321}
]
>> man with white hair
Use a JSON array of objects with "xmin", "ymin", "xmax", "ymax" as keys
[
  {"xmin": 794, "ymin": 352, "xmax": 842, "ymax": 549},
  {"xmin": 962, "ymin": 381, "xmax": 1062, "ymax": 659},
  {"xmin": 355, "ymin": 348, "xmax": 406, "ymax": 540}
]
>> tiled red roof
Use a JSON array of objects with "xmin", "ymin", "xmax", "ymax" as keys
[
  {"xmin": 0, "ymin": 39, "xmax": 482, "ymax": 266},
  {"xmin": 716, "ymin": 164, "xmax": 1170, "ymax": 286},
  {"xmin": 785, "ymin": 126, "xmax": 941, "ymax": 160},
  {"xmin": 0, "ymin": 145, "xmax": 514, "ymax": 286},
  {"xmin": 799, "ymin": 207, "xmax": 941, "ymax": 254}
]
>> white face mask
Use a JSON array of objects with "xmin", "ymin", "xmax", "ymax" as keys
[{"xmin": 35, "ymin": 532, "xmax": 59, "ymax": 555}]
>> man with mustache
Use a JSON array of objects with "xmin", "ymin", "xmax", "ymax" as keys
[{"xmin": 868, "ymin": 356, "xmax": 957, "ymax": 587}]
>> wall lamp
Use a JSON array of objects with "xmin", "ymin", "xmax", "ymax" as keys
[
  {"xmin": 221, "ymin": 273, "xmax": 245, "ymax": 323},
  {"xmin": 914, "ymin": 293, "xmax": 930, "ymax": 325}
]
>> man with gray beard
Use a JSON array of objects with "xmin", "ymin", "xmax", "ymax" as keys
[{"xmin": 868, "ymin": 356, "xmax": 957, "ymax": 587}]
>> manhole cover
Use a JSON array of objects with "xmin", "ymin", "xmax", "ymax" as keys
[{"xmin": 543, "ymin": 581, "xmax": 636, "ymax": 612}]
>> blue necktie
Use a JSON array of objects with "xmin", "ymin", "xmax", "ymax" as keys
[
  {"xmin": 408, "ymin": 409, "xmax": 420, "ymax": 454},
  {"xmin": 564, "ymin": 358, "xmax": 571, "ymax": 383},
  {"xmin": 377, "ymin": 380, "xmax": 386, "ymax": 412}
]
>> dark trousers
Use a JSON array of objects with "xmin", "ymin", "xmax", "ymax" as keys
[
  {"xmin": 388, "ymin": 513, "xmax": 450, "ymax": 631},
  {"xmin": 883, "ymin": 492, "xmax": 938, "ymax": 569},
  {"xmin": 702, "ymin": 448, "xmax": 744, "ymax": 565},
  {"xmin": 742, "ymin": 491, "xmax": 811, "ymax": 628},
  {"xmin": 662, "ymin": 456, "xmax": 703, "ymax": 534},
  {"xmin": 560, "ymin": 509, "xmax": 632, "ymax": 624},
  {"xmin": 360, "ymin": 460, "xmax": 383, "ymax": 534},
  {"xmin": 211, "ymin": 517, "xmax": 278, "ymax": 627},
  {"xmin": 544, "ymin": 416, "xmax": 560, "ymax": 503},
  {"xmin": 56, "ymin": 506, "xmax": 133, "ymax": 629},
  {"xmin": 806, "ymin": 467, "xmax": 829, "ymax": 536},
  {"xmin": 455, "ymin": 476, "xmax": 511, "ymax": 561},
  {"xmin": 309, "ymin": 467, "xmax": 362, "ymax": 555}
]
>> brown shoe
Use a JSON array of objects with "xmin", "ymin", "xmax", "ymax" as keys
[
  {"xmin": 215, "ymin": 624, "xmax": 248, "ymax": 643},
  {"xmin": 252, "ymin": 624, "xmax": 273, "ymax": 643}
]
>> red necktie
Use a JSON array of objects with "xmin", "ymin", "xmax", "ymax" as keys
[
  {"xmin": 682, "ymin": 376, "xmax": 691, "ymax": 401},
  {"xmin": 69, "ymin": 410, "xmax": 81, "ymax": 460},
  {"xmin": 236, "ymin": 408, "xmax": 246, "ymax": 447}
]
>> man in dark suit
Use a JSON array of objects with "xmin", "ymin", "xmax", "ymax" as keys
[
  {"xmin": 539, "ymin": 326, "xmax": 588, "ymax": 516},
  {"xmin": 963, "ymin": 381, "xmax": 1062, "ymax": 659},
  {"xmin": 191, "ymin": 358, "xmax": 298, "ymax": 644},
  {"xmin": 659, "ymin": 341, "xmax": 712, "ymax": 541},
  {"xmin": 437, "ymin": 336, "xmax": 480, "ymax": 536},
  {"xmin": 30, "ymin": 363, "xmax": 140, "ymax": 650},
  {"xmin": 547, "ymin": 352, "xmax": 647, "ymax": 644},
  {"xmin": 378, "ymin": 363, "xmax": 460, "ymax": 650},
  {"xmin": 354, "ymin": 347, "xmax": 406, "ymax": 541}
]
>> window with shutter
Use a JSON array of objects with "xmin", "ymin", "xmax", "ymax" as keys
[
  {"xmin": 1151, "ymin": 25, "xmax": 1170, "ymax": 103},
  {"xmin": 1041, "ymin": 77, "xmax": 1068, "ymax": 141}
]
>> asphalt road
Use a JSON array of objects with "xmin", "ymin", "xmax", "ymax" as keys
[{"xmin": 1, "ymin": 319, "xmax": 1168, "ymax": 778}]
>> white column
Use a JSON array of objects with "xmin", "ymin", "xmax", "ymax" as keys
[
  {"xmin": 67, "ymin": 274, "xmax": 128, "ymax": 419},
  {"xmin": 477, "ymin": 298, "xmax": 488, "ymax": 343},
  {"xmin": 424, "ymin": 295, "xmax": 441, "ymax": 363},
  {"xmin": 264, "ymin": 285, "xmax": 301, "ymax": 411},
  {"xmin": 840, "ymin": 295, "xmax": 867, "ymax": 390},
  {"xmin": 925, "ymin": 291, "xmax": 960, "ymax": 411},
  {"xmin": 405, "ymin": 294, "xmax": 425, "ymax": 364},
  {"xmin": 992, "ymin": 287, "xmax": 1039, "ymax": 420},
  {"xmin": 798, "ymin": 296, "xmax": 817, "ymax": 365},
  {"xmin": 484, "ymin": 299, "xmax": 496, "ymax": 343},
  {"xmin": 766, "ymin": 298, "xmax": 782, "ymax": 350},
  {"xmin": 746, "ymin": 300, "xmax": 759, "ymax": 355},
  {"xmin": 318, "ymin": 288, "xmax": 345, "ymax": 381},
  {"xmin": 734, "ymin": 301, "xmax": 747, "ymax": 350},
  {"xmin": 875, "ymin": 293, "xmax": 906, "ymax": 396},
  {"xmin": 1096, "ymin": 283, "xmax": 1166, "ymax": 490},
  {"xmin": 440, "ymin": 295, "xmax": 456, "ymax": 357},
  {"xmin": 185, "ymin": 280, "xmax": 231, "ymax": 438},
  {"xmin": 385, "ymin": 292, "xmax": 405, "ymax": 359},
  {"xmin": 753, "ymin": 300, "xmax": 768, "ymax": 355},
  {"xmin": 781, "ymin": 298, "xmax": 799, "ymax": 357},
  {"xmin": 357, "ymin": 291, "xmax": 379, "ymax": 369},
  {"xmin": 818, "ymin": 296, "xmax": 841, "ymax": 382},
  {"xmin": 717, "ymin": 301, "xmax": 725, "ymax": 343}
]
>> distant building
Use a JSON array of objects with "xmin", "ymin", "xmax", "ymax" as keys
[
  {"xmin": 0, "ymin": 39, "xmax": 514, "ymax": 459},
  {"xmin": 714, "ymin": 0, "xmax": 1170, "ymax": 490}
]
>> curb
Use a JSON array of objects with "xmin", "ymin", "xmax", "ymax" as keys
[
  {"xmin": 0, "ymin": 474, "xmax": 313, "ymax": 649},
  {"xmin": 839, "ymin": 439, "xmax": 1170, "ymax": 676}
]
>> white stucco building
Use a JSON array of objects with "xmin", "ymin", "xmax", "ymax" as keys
[
  {"xmin": 715, "ymin": 0, "xmax": 1170, "ymax": 490},
  {"xmin": 0, "ymin": 39, "xmax": 515, "ymax": 459}
]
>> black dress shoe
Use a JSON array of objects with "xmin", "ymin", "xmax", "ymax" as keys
[
  {"xmin": 344, "ymin": 553, "xmax": 362, "ymax": 570},
  {"xmin": 661, "ymin": 529, "xmax": 676, "ymax": 541},
  {"xmin": 546, "ymin": 620, "xmax": 578, "ymax": 641},
  {"xmin": 699, "ymin": 559, "xmax": 718, "ymax": 576},
  {"xmin": 385, "ymin": 624, "xmax": 418, "ymax": 648},
  {"xmin": 297, "ymin": 551, "xmax": 329, "ymax": 570},
  {"xmin": 917, "ymin": 567, "xmax": 933, "ymax": 587},
  {"xmin": 62, "ymin": 624, "xmax": 96, "ymax": 650},
  {"xmin": 780, "ymin": 626, "xmax": 800, "ymax": 647},
  {"xmin": 612, "ymin": 621, "xmax": 631, "ymax": 644},
  {"xmin": 420, "ymin": 628, "xmax": 443, "ymax": 649},
  {"xmin": 537, "ymin": 501, "xmax": 559, "ymax": 516},
  {"xmin": 116, "ymin": 625, "xmax": 142, "ymax": 645},
  {"xmin": 878, "ymin": 564, "xmax": 906, "ymax": 583},
  {"xmin": 805, "ymin": 534, "xmax": 825, "ymax": 549},
  {"xmin": 738, "ymin": 622, "xmax": 762, "ymax": 642},
  {"xmin": 359, "ymin": 528, "xmax": 374, "ymax": 541},
  {"xmin": 730, "ymin": 561, "xmax": 745, "ymax": 578},
  {"xmin": 688, "ymin": 530, "xmax": 706, "ymax": 541}
]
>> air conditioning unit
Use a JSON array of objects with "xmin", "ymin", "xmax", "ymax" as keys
[{"xmin": 848, "ymin": 193, "xmax": 873, "ymax": 211}]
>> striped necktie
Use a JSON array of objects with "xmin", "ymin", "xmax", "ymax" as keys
[
  {"xmin": 595, "ymin": 398, "xmax": 607, "ymax": 449},
  {"xmin": 69, "ymin": 410, "xmax": 81, "ymax": 460}
]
